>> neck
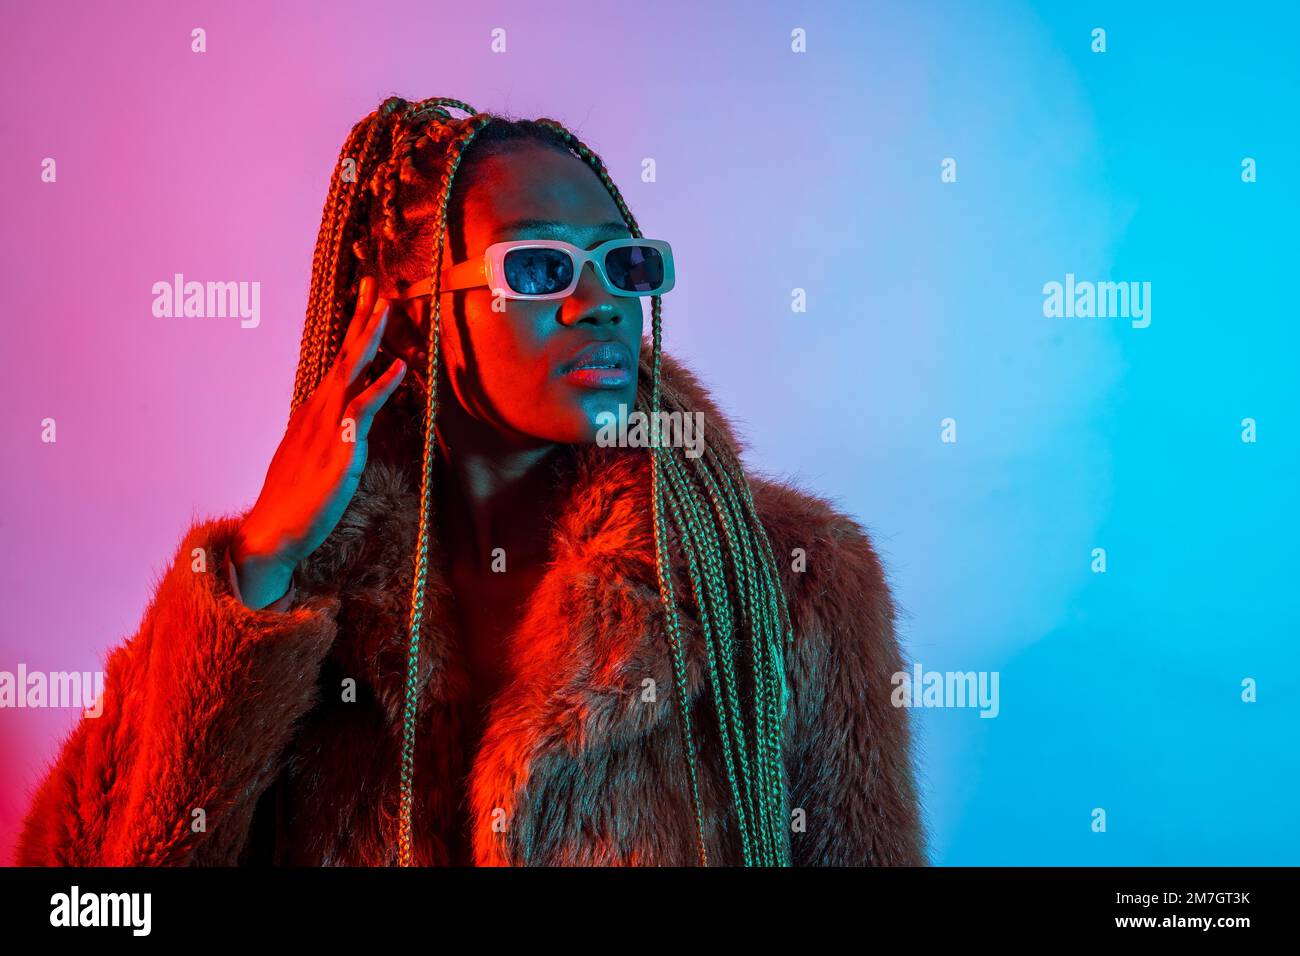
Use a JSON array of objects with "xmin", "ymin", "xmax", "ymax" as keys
[{"xmin": 434, "ymin": 415, "xmax": 569, "ymax": 571}]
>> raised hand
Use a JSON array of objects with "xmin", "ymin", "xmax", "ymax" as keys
[{"xmin": 231, "ymin": 276, "xmax": 406, "ymax": 609}]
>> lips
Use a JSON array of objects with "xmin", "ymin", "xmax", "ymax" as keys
[
  {"xmin": 561, "ymin": 340, "xmax": 632, "ymax": 373},
  {"xmin": 560, "ymin": 340, "xmax": 634, "ymax": 389}
]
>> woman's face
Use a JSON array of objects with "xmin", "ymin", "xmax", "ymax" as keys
[{"xmin": 384, "ymin": 140, "xmax": 645, "ymax": 448}]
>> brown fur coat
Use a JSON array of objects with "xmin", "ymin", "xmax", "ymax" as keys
[{"xmin": 16, "ymin": 352, "xmax": 925, "ymax": 867}]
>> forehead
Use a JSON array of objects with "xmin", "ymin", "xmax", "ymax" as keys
[{"xmin": 457, "ymin": 141, "xmax": 629, "ymax": 247}]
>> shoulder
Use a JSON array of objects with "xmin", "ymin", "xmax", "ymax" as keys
[
  {"xmin": 652, "ymin": 347, "xmax": 905, "ymax": 686},
  {"xmin": 749, "ymin": 476, "xmax": 925, "ymax": 865},
  {"xmin": 748, "ymin": 475, "xmax": 898, "ymax": 655},
  {"xmin": 747, "ymin": 475, "xmax": 908, "ymax": 747}
]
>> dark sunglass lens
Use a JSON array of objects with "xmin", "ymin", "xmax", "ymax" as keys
[
  {"xmin": 502, "ymin": 248, "xmax": 573, "ymax": 295},
  {"xmin": 605, "ymin": 245, "xmax": 665, "ymax": 292}
]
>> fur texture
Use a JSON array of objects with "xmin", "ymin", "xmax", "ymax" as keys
[{"xmin": 16, "ymin": 353, "xmax": 926, "ymax": 867}]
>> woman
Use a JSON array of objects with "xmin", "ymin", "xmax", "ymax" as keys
[{"xmin": 17, "ymin": 97, "xmax": 924, "ymax": 867}]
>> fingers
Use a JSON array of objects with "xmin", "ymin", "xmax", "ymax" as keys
[
  {"xmin": 335, "ymin": 285, "xmax": 390, "ymax": 389},
  {"xmin": 341, "ymin": 275, "xmax": 379, "ymax": 355},
  {"xmin": 344, "ymin": 358, "xmax": 407, "ymax": 436},
  {"xmin": 380, "ymin": 297, "xmax": 428, "ymax": 366}
]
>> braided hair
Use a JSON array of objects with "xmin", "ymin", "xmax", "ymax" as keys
[{"xmin": 290, "ymin": 96, "xmax": 795, "ymax": 866}]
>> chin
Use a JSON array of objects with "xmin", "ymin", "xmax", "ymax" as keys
[
  {"xmin": 576, "ymin": 390, "xmax": 637, "ymax": 441},
  {"xmin": 520, "ymin": 382, "xmax": 639, "ymax": 446}
]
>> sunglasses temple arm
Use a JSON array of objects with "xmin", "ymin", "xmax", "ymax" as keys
[
  {"xmin": 385, "ymin": 258, "xmax": 485, "ymax": 300},
  {"xmin": 440, "ymin": 257, "xmax": 486, "ymax": 294}
]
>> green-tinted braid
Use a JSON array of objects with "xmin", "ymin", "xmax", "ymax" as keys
[
  {"xmin": 290, "ymin": 98, "xmax": 795, "ymax": 866},
  {"xmin": 395, "ymin": 103, "xmax": 492, "ymax": 867},
  {"xmin": 534, "ymin": 121, "xmax": 794, "ymax": 866}
]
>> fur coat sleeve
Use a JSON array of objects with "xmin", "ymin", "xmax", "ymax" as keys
[{"xmin": 14, "ymin": 517, "xmax": 341, "ymax": 866}]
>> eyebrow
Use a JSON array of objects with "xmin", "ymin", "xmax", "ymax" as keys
[{"xmin": 495, "ymin": 218, "xmax": 630, "ymax": 242}]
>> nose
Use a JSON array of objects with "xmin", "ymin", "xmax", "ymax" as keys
[{"xmin": 557, "ymin": 259, "xmax": 628, "ymax": 327}]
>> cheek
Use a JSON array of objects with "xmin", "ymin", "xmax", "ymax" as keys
[
  {"xmin": 457, "ymin": 299, "xmax": 554, "ymax": 392},
  {"xmin": 443, "ymin": 298, "xmax": 578, "ymax": 434},
  {"xmin": 441, "ymin": 297, "xmax": 644, "ymax": 443}
]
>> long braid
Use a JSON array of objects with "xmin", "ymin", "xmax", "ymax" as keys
[
  {"xmin": 640, "ymin": 350, "xmax": 794, "ymax": 866},
  {"xmin": 658, "ymin": 448, "xmax": 758, "ymax": 864},
  {"xmin": 644, "ymin": 294, "xmax": 710, "ymax": 866},
  {"xmin": 712, "ymin": 448, "xmax": 795, "ymax": 856},
  {"xmin": 292, "ymin": 98, "xmax": 407, "ymax": 412},
  {"xmin": 538, "ymin": 120, "xmax": 794, "ymax": 865},
  {"xmin": 289, "ymin": 99, "xmax": 795, "ymax": 867},
  {"xmin": 396, "ymin": 108, "xmax": 493, "ymax": 867}
]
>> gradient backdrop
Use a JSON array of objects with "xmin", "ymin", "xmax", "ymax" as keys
[{"xmin": 1, "ymin": 0, "xmax": 1296, "ymax": 865}]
